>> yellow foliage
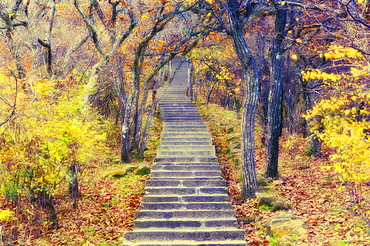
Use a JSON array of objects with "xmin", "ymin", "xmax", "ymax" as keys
[
  {"xmin": 301, "ymin": 69, "xmax": 342, "ymax": 82},
  {"xmin": 321, "ymin": 45, "xmax": 365, "ymax": 61},
  {"xmin": 295, "ymin": 38, "xmax": 303, "ymax": 43},
  {"xmin": 304, "ymin": 92, "xmax": 370, "ymax": 186},
  {"xmin": 216, "ymin": 66, "xmax": 234, "ymax": 81},
  {"xmin": 0, "ymin": 75, "xmax": 109, "ymax": 198},
  {"xmin": 0, "ymin": 210, "xmax": 13, "ymax": 221},
  {"xmin": 301, "ymin": 44, "xmax": 369, "ymax": 93}
]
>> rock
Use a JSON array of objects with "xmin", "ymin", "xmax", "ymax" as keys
[
  {"xmin": 237, "ymin": 214, "xmax": 256, "ymax": 224},
  {"xmin": 256, "ymin": 192, "xmax": 291, "ymax": 211},
  {"xmin": 227, "ymin": 136, "xmax": 239, "ymax": 142},
  {"xmin": 221, "ymin": 147, "xmax": 230, "ymax": 154},
  {"xmin": 265, "ymin": 213, "xmax": 308, "ymax": 245},
  {"xmin": 257, "ymin": 176, "xmax": 273, "ymax": 187},
  {"xmin": 229, "ymin": 142, "xmax": 241, "ymax": 149},
  {"xmin": 133, "ymin": 166, "xmax": 151, "ymax": 176},
  {"xmin": 225, "ymin": 127, "xmax": 234, "ymax": 133},
  {"xmin": 107, "ymin": 166, "xmax": 138, "ymax": 178}
]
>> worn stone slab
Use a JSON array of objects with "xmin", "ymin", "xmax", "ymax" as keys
[
  {"xmin": 151, "ymin": 165, "xmax": 221, "ymax": 171},
  {"xmin": 150, "ymin": 171, "xmax": 221, "ymax": 178},
  {"xmin": 122, "ymin": 241, "xmax": 247, "ymax": 246},
  {"xmin": 145, "ymin": 179, "xmax": 226, "ymax": 187},
  {"xmin": 136, "ymin": 210, "xmax": 237, "ymax": 219},
  {"xmin": 143, "ymin": 195, "xmax": 230, "ymax": 203},
  {"xmin": 144, "ymin": 187, "xmax": 227, "ymax": 196},
  {"xmin": 154, "ymin": 157, "xmax": 218, "ymax": 163},
  {"xmin": 123, "ymin": 229, "xmax": 245, "ymax": 242},
  {"xmin": 133, "ymin": 218, "xmax": 239, "ymax": 229}
]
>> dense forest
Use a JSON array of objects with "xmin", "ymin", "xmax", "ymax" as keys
[{"xmin": 0, "ymin": 0, "xmax": 369, "ymax": 245}]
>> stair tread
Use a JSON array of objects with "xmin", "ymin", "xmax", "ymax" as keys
[{"xmin": 124, "ymin": 61, "xmax": 245, "ymax": 245}]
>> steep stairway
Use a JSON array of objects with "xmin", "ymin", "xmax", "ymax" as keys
[{"xmin": 122, "ymin": 62, "xmax": 246, "ymax": 246}]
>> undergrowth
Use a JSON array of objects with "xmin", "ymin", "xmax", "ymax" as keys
[{"xmin": 199, "ymin": 103, "xmax": 370, "ymax": 246}]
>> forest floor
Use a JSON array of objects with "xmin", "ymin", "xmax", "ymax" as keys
[
  {"xmin": 3, "ymin": 104, "xmax": 369, "ymax": 245},
  {"xmin": 200, "ymin": 103, "xmax": 370, "ymax": 246}
]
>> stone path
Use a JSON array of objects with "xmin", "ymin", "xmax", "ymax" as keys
[{"xmin": 122, "ymin": 62, "xmax": 246, "ymax": 246}]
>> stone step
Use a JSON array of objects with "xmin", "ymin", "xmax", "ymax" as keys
[
  {"xmin": 163, "ymin": 122, "xmax": 207, "ymax": 126},
  {"xmin": 151, "ymin": 165, "xmax": 221, "ymax": 171},
  {"xmin": 161, "ymin": 108, "xmax": 199, "ymax": 112},
  {"xmin": 160, "ymin": 141, "xmax": 213, "ymax": 146},
  {"xmin": 157, "ymin": 150, "xmax": 215, "ymax": 158},
  {"xmin": 150, "ymin": 178, "xmax": 222, "ymax": 182},
  {"xmin": 157, "ymin": 145, "xmax": 214, "ymax": 151},
  {"xmin": 144, "ymin": 187, "xmax": 227, "ymax": 196},
  {"xmin": 150, "ymin": 171, "xmax": 221, "ymax": 178},
  {"xmin": 143, "ymin": 195, "xmax": 230, "ymax": 203},
  {"xmin": 161, "ymin": 111, "xmax": 200, "ymax": 114},
  {"xmin": 159, "ymin": 103, "xmax": 196, "ymax": 107},
  {"xmin": 136, "ymin": 210, "xmax": 237, "ymax": 219},
  {"xmin": 140, "ymin": 202, "xmax": 233, "ymax": 210},
  {"xmin": 122, "ymin": 241, "xmax": 247, "ymax": 246},
  {"xmin": 152, "ymin": 162, "xmax": 219, "ymax": 166},
  {"xmin": 154, "ymin": 157, "xmax": 218, "ymax": 163},
  {"xmin": 146, "ymin": 179, "xmax": 226, "ymax": 187},
  {"xmin": 161, "ymin": 113, "xmax": 200, "ymax": 117},
  {"xmin": 161, "ymin": 132, "xmax": 211, "ymax": 137},
  {"xmin": 163, "ymin": 129, "xmax": 209, "ymax": 133},
  {"xmin": 160, "ymin": 137, "xmax": 213, "ymax": 143},
  {"xmin": 161, "ymin": 109, "xmax": 199, "ymax": 112},
  {"xmin": 123, "ymin": 229, "xmax": 245, "ymax": 242},
  {"xmin": 162, "ymin": 117, "xmax": 203, "ymax": 121},
  {"xmin": 163, "ymin": 127, "xmax": 209, "ymax": 132},
  {"xmin": 134, "ymin": 218, "xmax": 239, "ymax": 229}
]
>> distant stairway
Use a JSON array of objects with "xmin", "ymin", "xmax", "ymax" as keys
[{"xmin": 122, "ymin": 63, "xmax": 246, "ymax": 246}]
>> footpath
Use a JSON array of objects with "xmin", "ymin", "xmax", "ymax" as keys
[{"xmin": 122, "ymin": 62, "xmax": 247, "ymax": 246}]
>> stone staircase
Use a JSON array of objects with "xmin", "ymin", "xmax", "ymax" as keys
[{"xmin": 122, "ymin": 63, "xmax": 246, "ymax": 246}]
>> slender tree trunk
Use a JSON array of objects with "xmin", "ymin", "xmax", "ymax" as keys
[
  {"xmin": 132, "ymin": 81, "xmax": 146, "ymax": 151},
  {"xmin": 301, "ymin": 78, "xmax": 322, "ymax": 157},
  {"xmin": 139, "ymin": 88, "xmax": 162, "ymax": 156},
  {"xmin": 227, "ymin": 0, "xmax": 260, "ymax": 198},
  {"xmin": 6, "ymin": 32, "xmax": 26, "ymax": 79},
  {"xmin": 188, "ymin": 59, "xmax": 193, "ymax": 101},
  {"xmin": 68, "ymin": 161, "xmax": 79, "ymax": 209},
  {"xmin": 194, "ymin": 71, "xmax": 199, "ymax": 102},
  {"xmin": 265, "ymin": 3, "xmax": 287, "ymax": 178},
  {"xmin": 114, "ymin": 57, "xmax": 133, "ymax": 163},
  {"xmin": 121, "ymin": 91, "xmax": 135, "ymax": 163}
]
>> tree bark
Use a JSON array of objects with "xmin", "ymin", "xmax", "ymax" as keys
[
  {"xmin": 227, "ymin": 0, "xmax": 260, "ymax": 198},
  {"xmin": 138, "ymin": 86, "xmax": 162, "ymax": 157},
  {"xmin": 68, "ymin": 161, "xmax": 80, "ymax": 209},
  {"xmin": 188, "ymin": 59, "xmax": 193, "ymax": 101},
  {"xmin": 265, "ymin": 3, "xmax": 288, "ymax": 178}
]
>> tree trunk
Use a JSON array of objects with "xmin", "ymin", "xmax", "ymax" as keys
[
  {"xmin": 194, "ymin": 71, "xmax": 199, "ymax": 103},
  {"xmin": 139, "ymin": 88, "xmax": 161, "ymax": 157},
  {"xmin": 132, "ymin": 81, "xmax": 144, "ymax": 151},
  {"xmin": 114, "ymin": 57, "xmax": 133, "ymax": 163},
  {"xmin": 227, "ymin": 0, "xmax": 260, "ymax": 198},
  {"xmin": 121, "ymin": 91, "xmax": 135, "ymax": 163},
  {"xmin": 187, "ymin": 59, "xmax": 193, "ymax": 101},
  {"xmin": 265, "ymin": 4, "xmax": 287, "ymax": 178},
  {"xmin": 301, "ymin": 78, "xmax": 322, "ymax": 157},
  {"xmin": 68, "ymin": 161, "xmax": 80, "ymax": 209}
]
